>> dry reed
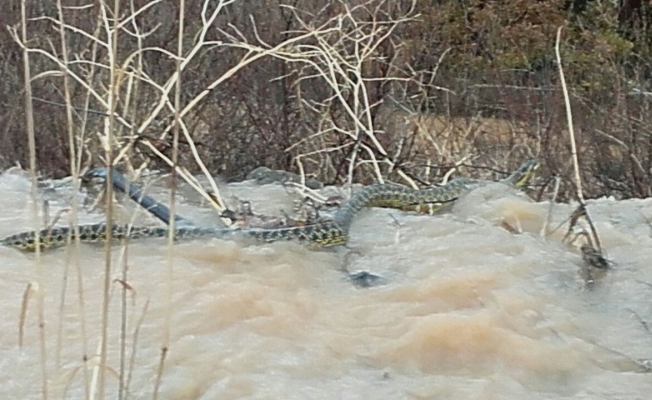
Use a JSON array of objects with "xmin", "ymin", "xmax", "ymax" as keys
[{"xmin": 19, "ymin": 0, "xmax": 49, "ymax": 398}]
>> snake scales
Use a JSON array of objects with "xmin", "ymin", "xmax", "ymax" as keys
[{"xmin": 0, "ymin": 159, "xmax": 538, "ymax": 252}]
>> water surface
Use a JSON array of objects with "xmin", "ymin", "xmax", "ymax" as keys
[{"xmin": 0, "ymin": 168, "xmax": 650, "ymax": 399}]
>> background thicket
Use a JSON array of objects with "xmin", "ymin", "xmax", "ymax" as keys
[{"xmin": 2, "ymin": 0, "xmax": 652, "ymax": 200}]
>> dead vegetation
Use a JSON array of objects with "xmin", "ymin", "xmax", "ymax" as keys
[
  {"xmin": 6, "ymin": 0, "xmax": 652, "ymax": 397},
  {"xmin": 1, "ymin": 1, "xmax": 652, "ymax": 200}
]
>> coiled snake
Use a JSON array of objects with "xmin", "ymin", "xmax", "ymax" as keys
[{"xmin": 0, "ymin": 159, "xmax": 538, "ymax": 252}]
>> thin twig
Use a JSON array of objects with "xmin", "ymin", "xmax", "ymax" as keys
[
  {"xmin": 18, "ymin": 282, "xmax": 34, "ymax": 348},
  {"xmin": 138, "ymin": 140, "xmax": 226, "ymax": 215},
  {"xmin": 126, "ymin": 298, "xmax": 150, "ymax": 398}
]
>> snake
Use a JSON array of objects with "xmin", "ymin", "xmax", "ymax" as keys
[{"xmin": 0, "ymin": 159, "xmax": 538, "ymax": 252}]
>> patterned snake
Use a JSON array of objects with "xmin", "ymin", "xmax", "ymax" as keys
[{"xmin": 0, "ymin": 159, "xmax": 538, "ymax": 252}]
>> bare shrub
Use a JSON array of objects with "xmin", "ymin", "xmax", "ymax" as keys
[{"xmin": 4, "ymin": 0, "xmax": 652, "ymax": 197}]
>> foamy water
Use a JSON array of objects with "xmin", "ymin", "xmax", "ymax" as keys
[{"xmin": 0, "ymin": 168, "xmax": 651, "ymax": 399}]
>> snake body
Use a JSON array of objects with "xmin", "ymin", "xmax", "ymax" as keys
[{"xmin": 0, "ymin": 159, "xmax": 538, "ymax": 252}]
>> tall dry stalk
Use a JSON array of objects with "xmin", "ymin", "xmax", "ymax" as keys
[
  {"xmin": 96, "ymin": 0, "xmax": 121, "ymax": 398},
  {"xmin": 556, "ymin": 27, "xmax": 583, "ymax": 203},
  {"xmin": 54, "ymin": 2, "xmax": 90, "ymax": 398},
  {"xmin": 73, "ymin": 16, "xmax": 102, "ymax": 400},
  {"xmin": 555, "ymin": 26, "xmax": 602, "ymax": 251},
  {"xmin": 19, "ymin": 0, "xmax": 49, "ymax": 398},
  {"xmin": 117, "ymin": 0, "xmax": 150, "ymax": 396},
  {"xmin": 153, "ymin": 0, "xmax": 185, "ymax": 398}
]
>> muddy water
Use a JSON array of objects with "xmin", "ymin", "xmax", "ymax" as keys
[{"xmin": 0, "ymin": 168, "xmax": 651, "ymax": 399}]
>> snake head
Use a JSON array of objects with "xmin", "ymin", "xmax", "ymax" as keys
[
  {"xmin": 83, "ymin": 167, "xmax": 110, "ymax": 181},
  {"xmin": 505, "ymin": 158, "xmax": 539, "ymax": 188},
  {"xmin": 220, "ymin": 209, "xmax": 238, "ymax": 222}
]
